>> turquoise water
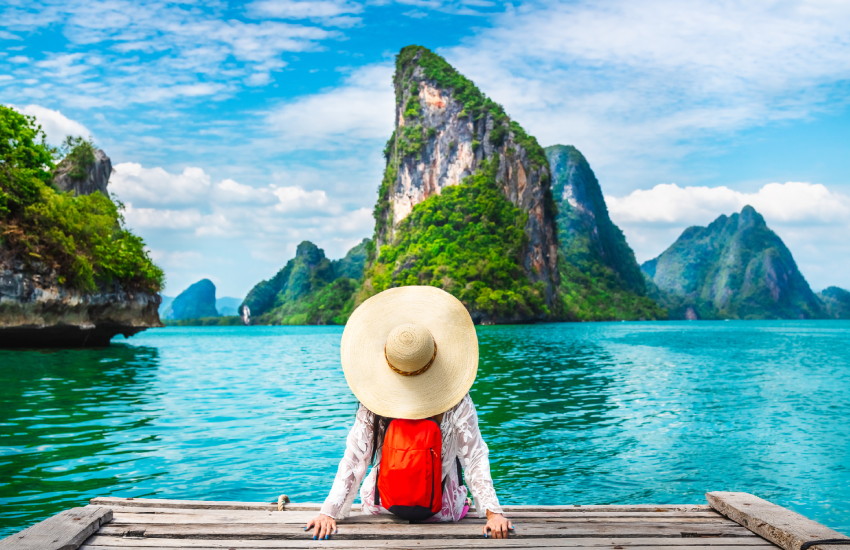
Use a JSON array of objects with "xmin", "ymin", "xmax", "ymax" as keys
[{"xmin": 1, "ymin": 321, "xmax": 848, "ymax": 537}]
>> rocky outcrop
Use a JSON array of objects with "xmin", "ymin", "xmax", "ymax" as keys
[
  {"xmin": 547, "ymin": 145, "xmax": 645, "ymax": 294},
  {"xmin": 818, "ymin": 286, "xmax": 850, "ymax": 319},
  {"xmin": 642, "ymin": 206, "xmax": 825, "ymax": 320},
  {"xmin": 0, "ymin": 249, "xmax": 161, "ymax": 347},
  {"xmin": 546, "ymin": 145, "xmax": 664, "ymax": 321},
  {"xmin": 162, "ymin": 279, "xmax": 219, "ymax": 320},
  {"xmin": 367, "ymin": 46, "xmax": 559, "ymax": 322},
  {"xmin": 1, "ymin": 146, "xmax": 162, "ymax": 347},
  {"xmin": 241, "ymin": 239, "xmax": 369, "ymax": 325},
  {"xmin": 53, "ymin": 148, "xmax": 112, "ymax": 197}
]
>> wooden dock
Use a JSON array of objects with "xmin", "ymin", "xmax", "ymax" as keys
[{"xmin": 2, "ymin": 492, "xmax": 848, "ymax": 550}]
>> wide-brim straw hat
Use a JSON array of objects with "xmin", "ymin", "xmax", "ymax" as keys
[{"xmin": 340, "ymin": 286, "xmax": 478, "ymax": 419}]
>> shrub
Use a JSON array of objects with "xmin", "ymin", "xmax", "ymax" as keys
[
  {"xmin": 364, "ymin": 157, "xmax": 548, "ymax": 319},
  {"xmin": 0, "ymin": 105, "xmax": 163, "ymax": 293}
]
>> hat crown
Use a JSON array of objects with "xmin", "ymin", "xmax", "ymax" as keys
[{"xmin": 385, "ymin": 323, "xmax": 435, "ymax": 373}]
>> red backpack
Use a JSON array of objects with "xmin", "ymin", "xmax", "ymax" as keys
[{"xmin": 375, "ymin": 418, "xmax": 442, "ymax": 520}]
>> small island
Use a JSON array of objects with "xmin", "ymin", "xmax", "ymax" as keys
[{"xmin": 0, "ymin": 106, "xmax": 163, "ymax": 347}]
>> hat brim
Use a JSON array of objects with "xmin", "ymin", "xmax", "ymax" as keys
[{"xmin": 340, "ymin": 286, "xmax": 478, "ymax": 419}]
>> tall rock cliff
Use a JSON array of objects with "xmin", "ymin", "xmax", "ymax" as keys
[
  {"xmin": 241, "ymin": 239, "xmax": 370, "ymax": 325},
  {"xmin": 641, "ymin": 206, "xmax": 824, "ymax": 320},
  {"xmin": 163, "ymin": 279, "xmax": 219, "ymax": 320},
  {"xmin": 546, "ymin": 145, "xmax": 664, "ymax": 320},
  {"xmin": 364, "ymin": 45, "xmax": 560, "ymax": 323}
]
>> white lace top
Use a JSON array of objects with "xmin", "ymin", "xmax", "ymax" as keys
[{"xmin": 319, "ymin": 393, "xmax": 503, "ymax": 521}]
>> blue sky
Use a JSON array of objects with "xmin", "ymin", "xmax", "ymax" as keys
[{"xmin": 3, "ymin": 0, "xmax": 849, "ymax": 299}]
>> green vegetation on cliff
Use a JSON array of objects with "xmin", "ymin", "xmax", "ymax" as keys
[
  {"xmin": 818, "ymin": 286, "xmax": 850, "ymax": 319},
  {"xmin": 365, "ymin": 157, "xmax": 549, "ymax": 321},
  {"xmin": 0, "ymin": 106, "xmax": 163, "ymax": 292},
  {"xmin": 642, "ymin": 206, "xmax": 824, "ymax": 320},
  {"xmin": 397, "ymin": 45, "xmax": 547, "ymax": 169},
  {"xmin": 241, "ymin": 239, "xmax": 370, "ymax": 325},
  {"xmin": 546, "ymin": 145, "xmax": 665, "ymax": 321}
]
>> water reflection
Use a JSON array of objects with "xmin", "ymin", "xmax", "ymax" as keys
[
  {"xmin": 0, "ymin": 322, "xmax": 848, "ymax": 538},
  {"xmin": 0, "ymin": 345, "xmax": 162, "ymax": 531}
]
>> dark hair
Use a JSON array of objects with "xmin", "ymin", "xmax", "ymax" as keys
[{"xmin": 370, "ymin": 412, "xmax": 393, "ymax": 465}]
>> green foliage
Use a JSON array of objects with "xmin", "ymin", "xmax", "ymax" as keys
[
  {"xmin": 400, "ymin": 124, "xmax": 424, "ymax": 155},
  {"xmin": 0, "ymin": 105, "xmax": 55, "ymax": 216},
  {"xmin": 243, "ymin": 239, "xmax": 370, "ymax": 325},
  {"xmin": 364, "ymin": 158, "xmax": 548, "ymax": 319},
  {"xmin": 818, "ymin": 286, "xmax": 850, "ymax": 319},
  {"xmin": 0, "ymin": 106, "xmax": 163, "ymax": 293},
  {"xmin": 404, "ymin": 94, "xmax": 421, "ymax": 119},
  {"xmin": 59, "ymin": 136, "xmax": 96, "ymax": 181},
  {"xmin": 558, "ymin": 257, "xmax": 666, "ymax": 321},
  {"xmin": 261, "ymin": 277, "xmax": 358, "ymax": 325}
]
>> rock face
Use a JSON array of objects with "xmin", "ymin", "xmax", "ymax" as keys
[
  {"xmin": 163, "ymin": 279, "xmax": 219, "ymax": 320},
  {"xmin": 366, "ymin": 46, "xmax": 559, "ymax": 323},
  {"xmin": 642, "ymin": 206, "xmax": 824, "ymax": 320},
  {"xmin": 53, "ymin": 148, "xmax": 112, "ymax": 197},
  {"xmin": 0, "ymin": 249, "xmax": 161, "ymax": 347},
  {"xmin": 546, "ymin": 145, "xmax": 664, "ymax": 320},
  {"xmin": 241, "ymin": 239, "xmax": 370, "ymax": 325},
  {"xmin": 818, "ymin": 286, "xmax": 850, "ymax": 319}
]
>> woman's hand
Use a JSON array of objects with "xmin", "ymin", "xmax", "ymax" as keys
[
  {"xmin": 483, "ymin": 510, "xmax": 514, "ymax": 538},
  {"xmin": 305, "ymin": 514, "xmax": 337, "ymax": 540}
]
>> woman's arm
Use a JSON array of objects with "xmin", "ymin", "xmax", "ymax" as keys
[
  {"xmin": 453, "ymin": 394, "xmax": 504, "ymax": 517},
  {"xmin": 308, "ymin": 404, "xmax": 374, "ymax": 539},
  {"xmin": 453, "ymin": 395, "xmax": 513, "ymax": 538}
]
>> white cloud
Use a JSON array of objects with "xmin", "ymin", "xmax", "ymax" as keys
[
  {"xmin": 266, "ymin": 63, "xmax": 394, "ymax": 147},
  {"xmin": 0, "ymin": 1, "xmax": 343, "ymax": 108},
  {"xmin": 12, "ymin": 104, "xmax": 92, "ymax": 145},
  {"xmin": 442, "ymin": 0, "xmax": 850, "ymax": 184},
  {"xmin": 247, "ymin": 0, "xmax": 363, "ymax": 25},
  {"xmin": 111, "ymin": 163, "xmax": 212, "ymax": 207},
  {"xmin": 606, "ymin": 182, "xmax": 850, "ymax": 226}
]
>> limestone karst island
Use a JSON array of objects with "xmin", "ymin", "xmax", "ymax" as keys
[{"xmin": 2, "ymin": 23, "xmax": 849, "ymax": 550}]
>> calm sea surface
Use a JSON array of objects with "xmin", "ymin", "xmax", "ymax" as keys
[{"xmin": 1, "ymin": 321, "xmax": 848, "ymax": 537}]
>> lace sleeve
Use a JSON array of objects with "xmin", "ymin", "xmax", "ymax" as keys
[
  {"xmin": 320, "ymin": 404, "xmax": 374, "ymax": 519},
  {"xmin": 453, "ymin": 394, "xmax": 503, "ymax": 517}
]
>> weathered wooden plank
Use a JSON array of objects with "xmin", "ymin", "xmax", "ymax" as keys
[
  {"xmin": 81, "ymin": 535, "xmax": 776, "ymax": 548},
  {"xmin": 81, "ymin": 545, "xmax": 775, "ymax": 550},
  {"xmin": 102, "ymin": 506, "xmax": 722, "ymax": 519},
  {"xmin": 90, "ymin": 498, "xmax": 280, "ymax": 511},
  {"xmin": 0, "ymin": 506, "xmax": 112, "ymax": 550},
  {"xmin": 98, "ymin": 521, "xmax": 755, "ymax": 539},
  {"xmin": 90, "ymin": 498, "xmax": 710, "ymax": 513},
  {"xmin": 706, "ymin": 492, "xmax": 850, "ymax": 550},
  {"xmin": 109, "ymin": 512, "xmax": 732, "ymax": 525}
]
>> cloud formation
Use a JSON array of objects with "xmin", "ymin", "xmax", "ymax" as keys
[
  {"xmin": 266, "ymin": 63, "xmax": 395, "ymax": 148},
  {"xmin": 443, "ymin": 0, "xmax": 850, "ymax": 185},
  {"xmin": 109, "ymin": 162, "xmax": 374, "ymax": 295},
  {"xmin": 607, "ymin": 182, "xmax": 850, "ymax": 226},
  {"xmin": 12, "ymin": 104, "xmax": 92, "ymax": 145}
]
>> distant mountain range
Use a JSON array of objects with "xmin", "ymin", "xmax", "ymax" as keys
[{"xmin": 160, "ymin": 46, "xmax": 849, "ymax": 326}]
